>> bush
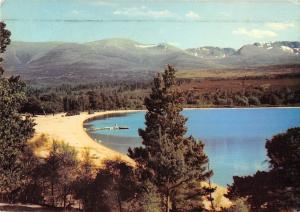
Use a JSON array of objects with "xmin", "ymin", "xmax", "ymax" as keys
[
  {"xmin": 234, "ymin": 96, "xmax": 249, "ymax": 106},
  {"xmin": 248, "ymin": 96, "xmax": 260, "ymax": 106},
  {"xmin": 227, "ymin": 128, "xmax": 300, "ymax": 211},
  {"xmin": 215, "ymin": 98, "xmax": 228, "ymax": 106},
  {"xmin": 65, "ymin": 111, "xmax": 80, "ymax": 116},
  {"xmin": 269, "ymin": 94, "xmax": 282, "ymax": 105}
]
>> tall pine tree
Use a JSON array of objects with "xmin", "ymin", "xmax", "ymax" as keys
[
  {"xmin": 227, "ymin": 127, "xmax": 300, "ymax": 211},
  {"xmin": 129, "ymin": 65, "xmax": 212, "ymax": 211},
  {"xmin": 0, "ymin": 22, "xmax": 35, "ymax": 201}
]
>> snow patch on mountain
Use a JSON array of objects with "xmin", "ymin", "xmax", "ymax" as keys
[
  {"xmin": 135, "ymin": 44, "xmax": 158, "ymax": 48},
  {"xmin": 280, "ymin": 46, "xmax": 294, "ymax": 54}
]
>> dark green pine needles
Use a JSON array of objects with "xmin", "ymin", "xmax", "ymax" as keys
[
  {"xmin": 0, "ymin": 22, "xmax": 35, "ymax": 199},
  {"xmin": 129, "ymin": 65, "xmax": 213, "ymax": 211}
]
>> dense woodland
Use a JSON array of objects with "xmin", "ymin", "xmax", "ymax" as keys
[
  {"xmin": 21, "ymin": 74, "xmax": 300, "ymax": 115},
  {"xmin": 1, "ymin": 22, "xmax": 300, "ymax": 211}
]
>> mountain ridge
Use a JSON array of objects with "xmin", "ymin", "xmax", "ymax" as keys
[{"xmin": 3, "ymin": 39, "xmax": 300, "ymax": 85}]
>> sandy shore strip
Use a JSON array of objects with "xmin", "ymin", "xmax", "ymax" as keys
[
  {"xmin": 32, "ymin": 110, "xmax": 139, "ymax": 165},
  {"xmin": 32, "ymin": 107, "xmax": 299, "ymax": 160},
  {"xmin": 31, "ymin": 109, "xmax": 232, "ymax": 209},
  {"xmin": 31, "ymin": 106, "xmax": 299, "ymax": 162}
]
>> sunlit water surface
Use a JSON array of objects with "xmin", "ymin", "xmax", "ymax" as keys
[{"xmin": 85, "ymin": 108, "xmax": 300, "ymax": 185}]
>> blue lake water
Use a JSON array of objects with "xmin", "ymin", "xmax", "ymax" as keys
[{"xmin": 85, "ymin": 108, "xmax": 300, "ymax": 186}]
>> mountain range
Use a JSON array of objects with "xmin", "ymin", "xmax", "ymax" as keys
[{"xmin": 3, "ymin": 39, "xmax": 300, "ymax": 85}]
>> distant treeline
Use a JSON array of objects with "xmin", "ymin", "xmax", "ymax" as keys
[
  {"xmin": 21, "ymin": 79, "xmax": 300, "ymax": 115},
  {"xmin": 21, "ymin": 82, "xmax": 150, "ymax": 115},
  {"xmin": 2, "ymin": 21, "xmax": 299, "ymax": 212},
  {"xmin": 184, "ymin": 87, "xmax": 300, "ymax": 107}
]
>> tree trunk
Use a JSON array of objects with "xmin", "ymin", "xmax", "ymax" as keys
[
  {"xmin": 9, "ymin": 192, "xmax": 13, "ymax": 204},
  {"xmin": 51, "ymin": 181, "xmax": 54, "ymax": 207},
  {"xmin": 63, "ymin": 185, "xmax": 66, "ymax": 208},
  {"xmin": 42, "ymin": 180, "xmax": 46, "ymax": 205},
  {"xmin": 208, "ymin": 162, "xmax": 215, "ymax": 212},
  {"xmin": 165, "ymin": 194, "xmax": 170, "ymax": 212},
  {"xmin": 117, "ymin": 195, "xmax": 122, "ymax": 212}
]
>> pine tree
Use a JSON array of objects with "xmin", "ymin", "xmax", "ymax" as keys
[
  {"xmin": 227, "ymin": 127, "xmax": 300, "ymax": 211},
  {"xmin": 0, "ymin": 22, "xmax": 35, "ymax": 201},
  {"xmin": 129, "ymin": 65, "xmax": 212, "ymax": 211},
  {"xmin": 0, "ymin": 22, "xmax": 11, "ymax": 74},
  {"xmin": 42, "ymin": 141, "xmax": 78, "ymax": 207},
  {"xmin": 80, "ymin": 159, "xmax": 137, "ymax": 211}
]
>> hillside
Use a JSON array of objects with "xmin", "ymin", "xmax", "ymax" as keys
[{"xmin": 3, "ymin": 39, "xmax": 300, "ymax": 86}]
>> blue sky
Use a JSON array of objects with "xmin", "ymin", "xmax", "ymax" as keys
[{"xmin": 0, "ymin": 0, "xmax": 299, "ymax": 48}]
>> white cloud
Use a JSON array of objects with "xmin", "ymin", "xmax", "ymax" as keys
[
  {"xmin": 185, "ymin": 11, "xmax": 201, "ymax": 20},
  {"xmin": 113, "ymin": 7, "xmax": 175, "ymax": 18},
  {"xmin": 265, "ymin": 22, "xmax": 295, "ymax": 30},
  {"xmin": 0, "ymin": 0, "xmax": 6, "ymax": 7},
  {"xmin": 288, "ymin": 0, "xmax": 300, "ymax": 5},
  {"xmin": 232, "ymin": 27, "xmax": 277, "ymax": 38},
  {"xmin": 167, "ymin": 42, "xmax": 181, "ymax": 47}
]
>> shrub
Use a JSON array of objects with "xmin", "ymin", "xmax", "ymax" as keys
[
  {"xmin": 66, "ymin": 111, "xmax": 80, "ymax": 116},
  {"xmin": 248, "ymin": 96, "xmax": 260, "ymax": 106}
]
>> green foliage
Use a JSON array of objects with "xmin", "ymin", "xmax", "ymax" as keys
[
  {"xmin": 20, "ymin": 77, "xmax": 300, "ymax": 115},
  {"xmin": 22, "ymin": 82, "xmax": 150, "ymax": 114},
  {"xmin": 10, "ymin": 146, "xmax": 44, "ymax": 204},
  {"xmin": 72, "ymin": 148, "xmax": 94, "ymax": 209},
  {"xmin": 80, "ymin": 159, "xmax": 137, "ymax": 211},
  {"xmin": 0, "ymin": 22, "xmax": 11, "ymax": 74},
  {"xmin": 227, "ymin": 128, "xmax": 300, "ymax": 211},
  {"xmin": 13, "ymin": 140, "xmax": 80, "ymax": 207},
  {"xmin": 11, "ymin": 140, "xmax": 94, "ymax": 208},
  {"xmin": 128, "ymin": 180, "xmax": 163, "ymax": 212},
  {"xmin": 183, "ymin": 85, "xmax": 300, "ymax": 108},
  {"xmin": 234, "ymin": 95, "xmax": 249, "ymax": 106},
  {"xmin": 171, "ymin": 180, "xmax": 214, "ymax": 211},
  {"xmin": 0, "ymin": 22, "xmax": 35, "ymax": 199},
  {"xmin": 129, "ymin": 65, "xmax": 212, "ymax": 211},
  {"xmin": 21, "ymin": 96, "xmax": 44, "ymax": 115},
  {"xmin": 42, "ymin": 141, "xmax": 78, "ymax": 207},
  {"xmin": 248, "ymin": 96, "xmax": 260, "ymax": 106},
  {"xmin": 65, "ymin": 110, "xmax": 80, "ymax": 116}
]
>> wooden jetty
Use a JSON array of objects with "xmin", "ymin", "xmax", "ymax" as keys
[{"xmin": 88, "ymin": 124, "xmax": 129, "ymax": 131}]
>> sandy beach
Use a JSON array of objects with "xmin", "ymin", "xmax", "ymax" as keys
[
  {"xmin": 31, "ymin": 107, "xmax": 298, "ymax": 163},
  {"xmin": 30, "ymin": 109, "xmax": 232, "ymax": 209},
  {"xmin": 31, "ymin": 110, "xmax": 139, "ymax": 165}
]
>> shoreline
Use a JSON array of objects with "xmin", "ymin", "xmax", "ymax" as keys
[
  {"xmin": 30, "ymin": 107, "xmax": 298, "ymax": 209},
  {"xmin": 31, "ymin": 106, "xmax": 300, "ymax": 164},
  {"xmin": 32, "ymin": 110, "xmax": 140, "ymax": 165}
]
